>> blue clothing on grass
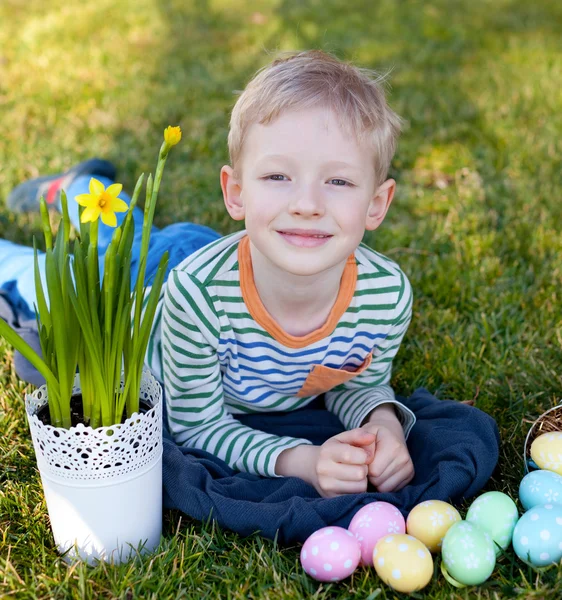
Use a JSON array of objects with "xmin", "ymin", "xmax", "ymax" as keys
[
  {"xmin": 0, "ymin": 176, "xmax": 500, "ymax": 544},
  {"xmin": 0, "ymin": 175, "xmax": 221, "ymax": 318}
]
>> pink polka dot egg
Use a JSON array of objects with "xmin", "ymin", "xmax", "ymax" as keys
[
  {"xmin": 300, "ymin": 526, "xmax": 361, "ymax": 582},
  {"xmin": 348, "ymin": 501, "xmax": 406, "ymax": 566}
]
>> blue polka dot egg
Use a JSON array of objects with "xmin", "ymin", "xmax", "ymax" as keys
[
  {"xmin": 512, "ymin": 504, "xmax": 562, "ymax": 567},
  {"xmin": 519, "ymin": 470, "xmax": 562, "ymax": 510}
]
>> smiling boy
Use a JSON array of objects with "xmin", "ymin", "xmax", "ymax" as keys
[{"xmin": 146, "ymin": 51, "xmax": 417, "ymax": 498}]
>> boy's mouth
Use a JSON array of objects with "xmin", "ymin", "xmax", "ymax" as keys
[{"xmin": 276, "ymin": 229, "xmax": 333, "ymax": 248}]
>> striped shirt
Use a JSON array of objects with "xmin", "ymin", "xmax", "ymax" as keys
[{"xmin": 146, "ymin": 230, "xmax": 415, "ymax": 477}]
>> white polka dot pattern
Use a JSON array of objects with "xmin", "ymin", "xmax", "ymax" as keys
[
  {"xmin": 513, "ymin": 504, "xmax": 562, "ymax": 567},
  {"xmin": 300, "ymin": 526, "xmax": 361, "ymax": 582},
  {"xmin": 530, "ymin": 432, "xmax": 562, "ymax": 476},
  {"xmin": 441, "ymin": 520, "xmax": 496, "ymax": 586},
  {"xmin": 406, "ymin": 500, "xmax": 461, "ymax": 554},
  {"xmin": 348, "ymin": 502, "xmax": 405, "ymax": 567},
  {"xmin": 519, "ymin": 470, "xmax": 562, "ymax": 511},
  {"xmin": 373, "ymin": 533, "xmax": 433, "ymax": 593},
  {"xmin": 465, "ymin": 491, "xmax": 518, "ymax": 556}
]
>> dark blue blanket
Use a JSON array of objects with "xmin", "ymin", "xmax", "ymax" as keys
[
  {"xmin": 1, "ymin": 287, "xmax": 500, "ymax": 546},
  {"xmin": 162, "ymin": 390, "xmax": 499, "ymax": 544}
]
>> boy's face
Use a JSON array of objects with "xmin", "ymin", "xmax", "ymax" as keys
[{"xmin": 221, "ymin": 106, "xmax": 395, "ymax": 277}]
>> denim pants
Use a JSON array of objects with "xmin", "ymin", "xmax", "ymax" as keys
[{"xmin": 0, "ymin": 175, "xmax": 221, "ymax": 318}]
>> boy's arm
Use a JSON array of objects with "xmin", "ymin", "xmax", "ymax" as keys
[
  {"xmin": 324, "ymin": 271, "xmax": 416, "ymax": 437},
  {"xmin": 161, "ymin": 269, "xmax": 312, "ymax": 478}
]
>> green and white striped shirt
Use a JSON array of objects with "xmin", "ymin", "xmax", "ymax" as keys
[{"xmin": 146, "ymin": 230, "xmax": 415, "ymax": 477}]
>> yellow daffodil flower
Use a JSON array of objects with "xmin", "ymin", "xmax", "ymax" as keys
[
  {"xmin": 164, "ymin": 125, "xmax": 182, "ymax": 147},
  {"xmin": 75, "ymin": 178, "xmax": 128, "ymax": 227}
]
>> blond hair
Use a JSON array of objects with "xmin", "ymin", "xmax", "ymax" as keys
[{"xmin": 227, "ymin": 50, "xmax": 403, "ymax": 185}]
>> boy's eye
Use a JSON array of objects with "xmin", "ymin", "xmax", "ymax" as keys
[
  {"xmin": 329, "ymin": 178, "xmax": 351, "ymax": 186},
  {"xmin": 263, "ymin": 175, "xmax": 352, "ymax": 186}
]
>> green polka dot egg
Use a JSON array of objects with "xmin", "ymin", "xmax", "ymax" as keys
[
  {"xmin": 373, "ymin": 534, "xmax": 433, "ymax": 593},
  {"xmin": 441, "ymin": 521, "xmax": 496, "ymax": 586},
  {"xmin": 466, "ymin": 491, "xmax": 518, "ymax": 555}
]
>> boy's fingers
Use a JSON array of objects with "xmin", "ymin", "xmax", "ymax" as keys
[
  {"xmin": 368, "ymin": 448, "xmax": 400, "ymax": 478},
  {"xmin": 392, "ymin": 473, "xmax": 415, "ymax": 492},
  {"xmin": 319, "ymin": 462, "xmax": 368, "ymax": 481},
  {"xmin": 369, "ymin": 453, "xmax": 414, "ymax": 488},
  {"xmin": 335, "ymin": 429, "xmax": 376, "ymax": 447},
  {"xmin": 370, "ymin": 454, "xmax": 412, "ymax": 485},
  {"xmin": 335, "ymin": 429, "xmax": 376, "ymax": 464},
  {"xmin": 357, "ymin": 440, "xmax": 375, "ymax": 465},
  {"xmin": 372, "ymin": 468, "xmax": 414, "ymax": 493},
  {"xmin": 329, "ymin": 442, "xmax": 371, "ymax": 465},
  {"xmin": 321, "ymin": 478, "xmax": 369, "ymax": 498}
]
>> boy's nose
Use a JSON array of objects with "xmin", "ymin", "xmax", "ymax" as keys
[{"xmin": 288, "ymin": 185, "xmax": 325, "ymax": 216}]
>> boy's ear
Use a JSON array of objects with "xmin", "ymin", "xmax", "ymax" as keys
[
  {"xmin": 221, "ymin": 165, "xmax": 245, "ymax": 221},
  {"xmin": 365, "ymin": 179, "xmax": 396, "ymax": 231}
]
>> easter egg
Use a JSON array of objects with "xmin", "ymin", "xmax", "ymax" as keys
[
  {"xmin": 348, "ymin": 501, "xmax": 406, "ymax": 566},
  {"xmin": 300, "ymin": 526, "xmax": 361, "ymax": 582},
  {"xmin": 512, "ymin": 504, "xmax": 562, "ymax": 567},
  {"xmin": 531, "ymin": 433, "xmax": 562, "ymax": 476},
  {"xmin": 406, "ymin": 500, "xmax": 461, "ymax": 553},
  {"xmin": 519, "ymin": 470, "xmax": 562, "ymax": 510},
  {"xmin": 466, "ymin": 491, "xmax": 518, "ymax": 554},
  {"xmin": 441, "ymin": 521, "xmax": 496, "ymax": 586},
  {"xmin": 373, "ymin": 534, "xmax": 433, "ymax": 593}
]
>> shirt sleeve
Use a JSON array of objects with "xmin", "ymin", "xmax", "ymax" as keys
[
  {"xmin": 161, "ymin": 269, "xmax": 312, "ymax": 477},
  {"xmin": 324, "ymin": 270, "xmax": 416, "ymax": 437}
]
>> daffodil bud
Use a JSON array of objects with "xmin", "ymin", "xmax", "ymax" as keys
[{"xmin": 164, "ymin": 126, "xmax": 182, "ymax": 148}]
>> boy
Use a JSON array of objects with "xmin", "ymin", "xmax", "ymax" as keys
[
  {"xmin": 4, "ymin": 50, "xmax": 415, "ymax": 499},
  {"xmin": 146, "ymin": 50, "xmax": 416, "ymax": 498}
]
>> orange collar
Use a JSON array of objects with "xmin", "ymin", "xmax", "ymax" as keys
[{"xmin": 238, "ymin": 235, "xmax": 357, "ymax": 349}]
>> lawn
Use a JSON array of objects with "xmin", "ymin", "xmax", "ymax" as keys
[{"xmin": 1, "ymin": 0, "xmax": 561, "ymax": 597}]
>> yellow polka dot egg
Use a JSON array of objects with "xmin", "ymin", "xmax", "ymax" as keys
[
  {"xmin": 373, "ymin": 534, "xmax": 433, "ymax": 593},
  {"xmin": 406, "ymin": 499, "xmax": 461, "ymax": 553},
  {"xmin": 531, "ymin": 432, "xmax": 562, "ymax": 476}
]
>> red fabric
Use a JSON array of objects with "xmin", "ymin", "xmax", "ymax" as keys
[{"xmin": 46, "ymin": 178, "xmax": 63, "ymax": 204}]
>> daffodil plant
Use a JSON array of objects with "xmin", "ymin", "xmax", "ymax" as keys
[{"xmin": 0, "ymin": 126, "xmax": 182, "ymax": 428}]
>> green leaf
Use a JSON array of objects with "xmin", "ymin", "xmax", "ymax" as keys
[
  {"xmin": 33, "ymin": 241, "xmax": 51, "ymax": 331},
  {"xmin": 45, "ymin": 250, "xmax": 72, "ymax": 428},
  {"xmin": 0, "ymin": 317, "xmax": 59, "ymax": 399},
  {"xmin": 39, "ymin": 197, "xmax": 53, "ymax": 251},
  {"xmin": 128, "ymin": 253, "xmax": 168, "ymax": 411}
]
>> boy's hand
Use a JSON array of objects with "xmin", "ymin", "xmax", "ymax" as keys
[
  {"xmin": 275, "ymin": 430, "xmax": 376, "ymax": 498},
  {"xmin": 314, "ymin": 429, "xmax": 376, "ymax": 498},
  {"xmin": 275, "ymin": 405, "xmax": 414, "ymax": 497},
  {"xmin": 359, "ymin": 405, "xmax": 415, "ymax": 493}
]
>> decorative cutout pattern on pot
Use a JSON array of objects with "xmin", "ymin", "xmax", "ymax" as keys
[{"xmin": 26, "ymin": 369, "xmax": 162, "ymax": 481}]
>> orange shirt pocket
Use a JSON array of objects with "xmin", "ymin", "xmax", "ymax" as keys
[{"xmin": 296, "ymin": 352, "xmax": 373, "ymax": 398}]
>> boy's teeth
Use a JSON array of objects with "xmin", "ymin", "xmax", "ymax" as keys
[{"xmin": 284, "ymin": 232, "xmax": 327, "ymax": 237}]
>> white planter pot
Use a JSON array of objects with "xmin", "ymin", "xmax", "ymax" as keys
[{"xmin": 25, "ymin": 369, "xmax": 163, "ymax": 565}]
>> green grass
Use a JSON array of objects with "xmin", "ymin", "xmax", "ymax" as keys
[{"xmin": 1, "ymin": 0, "xmax": 561, "ymax": 597}]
